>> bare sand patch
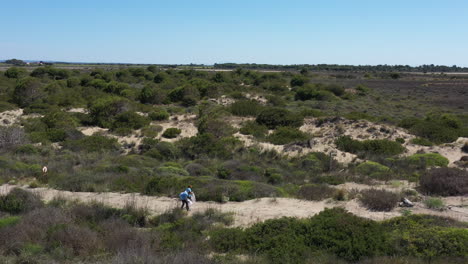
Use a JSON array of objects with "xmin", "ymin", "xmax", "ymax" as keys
[{"xmin": 0, "ymin": 109, "xmax": 23, "ymax": 126}]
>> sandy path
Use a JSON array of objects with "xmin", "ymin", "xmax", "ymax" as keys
[{"xmin": 1, "ymin": 184, "xmax": 467, "ymax": 226}]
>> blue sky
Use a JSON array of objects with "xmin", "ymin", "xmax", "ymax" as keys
[{"xmin": 2, "ymin": 0, "xmax": 468, "ymax": 65}]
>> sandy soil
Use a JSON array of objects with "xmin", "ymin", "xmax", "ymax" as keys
[
  {"xmin": 233, "ymin": 117, "xmax": 467, "ymax": 167},
  {"xmin": 209, "ymin": 96, "xmax": 235, "ymax": 106},
  {"xmin": 245, "ymin": 93, "xmax": 268, "ymax": 105},
  {"xmin": 154, "ymin": 114, "xmax": 198, "ymax": 142},
  {"xmin": 1, "ymin": 184, "xmax": 466, "ymax": 226},
  {"xmin": 0, "ymin": 109, "xmax": 23, "ymax": 126}
]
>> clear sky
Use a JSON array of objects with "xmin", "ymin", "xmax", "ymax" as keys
[{"xmin": 2, "ymin": 0, "xmax": 468, "ymax": 66}]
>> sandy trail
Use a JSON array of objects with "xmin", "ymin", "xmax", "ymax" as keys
[{"xmin": 1, "ymin": 184, "xmax": 467, "ymax": 226}]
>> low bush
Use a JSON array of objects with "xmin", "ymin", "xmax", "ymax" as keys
[
  {"xmin": 359, "ymin": 189, "xmax": 400, "ymax": 212},
  {"xmin": 356, "ymin": 161, "xmax": 391, "ymax": 180},
  {"xmin": 239, "ymin": 121, "xmax": 268, "ymax": 139},
  {"xmin": 0, "ymin": 216, "xmax": 20, "ymax": 228},
  {"xmin": 406, "ymin": 153, "xmax": 449, "ymax": 167},
  {"xmin": 297, "ymin": 184, "xmax": 335, "ymax": 201},
  {"xmin": 401, "ymin": 114, "xmax": 466, "ymax": 144},
  {"xmin": 150, "ymin": 208, "xmax": 186, "ymax": 226},
  {"xmin": 149, "ymin": 109, "xmax": 170, "ymax": 121},
  {"xmin": 335, "ymin": 136, "xmax": 405, "ymax": 157},
  {"xmin": 111, "ymin": 111, "xmax": 151, "ymax": 131},
  {"xmin": 256, "ymin": 107, "xmax": 303, "ymax": 129},
  {"xmin": 0, "ymin": 188, "xmax": 43, "ymax": 214},
  {"xmin": 266, "ymin": 127, "xmax": 310, "ymax": 145},
  {"xmin": 424, "ymin": 198, "xmax": 445, "ymax": 210},
  {"xmin": 420, "ymin": 168, "xmax": 468, "ymax": 196},
  {"xmin": 229, "ymin": 100, "xmax": 263, "ymax": 116},
  {"xmin": 162, "ymin": 127, "xmax": 182, "ymax": 138},
  {"xmin": 410, "ymin": 137, "xmax": 434, "ymax": 146},
  {"xmin": 209, "ymin": 227, "xmax": 245, "ymax": 253},
  {"xmin": 64, "ymin": 135, "xmax": 120, "ymax": 152}
]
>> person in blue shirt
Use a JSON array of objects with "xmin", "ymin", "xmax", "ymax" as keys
[
  {"xmin": 179, "ymin": 190, "xmax": 190, "ymax": 211},
  {"xmin": 185, "ymin": 185, "xmax": 193, "ymax": 200}
]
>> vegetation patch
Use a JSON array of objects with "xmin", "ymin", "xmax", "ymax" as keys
[
  {"xmin": 266, "ymin": 127, "xmax": 310, "ymax": 145},
  {"xmin": 359, "ymin": 189, "xmax": 400, "ymax": 212},
  {"xmin": 420, "ymin": 168, "xmax": 468, "ymax": 196}
]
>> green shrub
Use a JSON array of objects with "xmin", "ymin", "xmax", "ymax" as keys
[
  {"xmin": 0, "ymin": 216, "xmax": 20, "ymax": 228},
  {"xmin": 402, "ymin": 114, "xmax": 465, "ymax": 144},
  {"xmin": 410, "ymin": 137, "xmax": 434, "ymax": 146},
  {"xmin": 149, "ymin": 109, "xmax": 170, "ymax": 121},
  {"xmin": 299, "ymin": 108, "xmax": 324, "ymax": 118},
  {"xmin": 359, "ymin": 189, "xmax": 400, "ymax": 212},
  {"xmin": 13, "ymin": 77, "xmax": 44, "ymax": 107},
  {"xmin": 150, "ymin": 208, "xmax": 186, "ymax": 226},
  {"xmin": 266, "ymin": 127, "xmax": 309, "ymax": 145},
  {"xmin": 156, "ymin": 165, "xmax": 189, "ymax": 177},
  {"xmin": 140, "ymin": 125, "xmax": 163, "ymax": 137},
  {"xmin": 305, "ymin": 208, "xmax": 387, "ymax": 261},
  {"xmin": 256, "ymin": 108, "xmax": 303, "ymax": 129},
  {"xmin": 407, "ymin": 153, "xmax": 449, "ymax": 167},
  {"xmin": 239, "ymin": 121, "xmax": 268, "ymax": 139},
  {"xmin": 4, "ymin": 67, "xmax": 26, "ymax": 78},
  {"xmin": 395, "ymin": 138, "xmax": 405, "ymax": 144},
  {"xmin": 290, "ymin": 75, "xmax": 308, "ymax": 87},
  {"xmin": 210, "ymin": 227, "xmax": 246, "ymax": 253},
  {"xmin": 14, "ymin": 144, "xmax": 40, "ymax": 155},
  {"xmin": 89, "ymin": 96, "xmax": 129, "ymax": 128},
  {"xmin": 335, "ymin": 136, "xmax": 405, "ymax": 157},
  {"xmin": 424, "ymin": 198, "xmax": 445, "ymax": 210},
  {"xmin": 229, "ymin": 100, "xmax": 263, "ymax": 116},
  {"xmin": 162, "ymin": 128, "xmax": 182, "ymax": 138},
  {"xmin": 420, "ymin": 168, "xmax": 468, "ymax": 196},
  {"xmin": 64, "ymin": 135, "xmax": 120, "ymax": 152},
  {"xmin": 111, "ymin": 111, "xmax": 150, "ymax": 131},
  {"xmin": 0, "ymin": 188, "xmax": 43, "ymax": 214},
  {"xmin": 356, "ymin": 161, "xmax": 391, "ymax": 179}
]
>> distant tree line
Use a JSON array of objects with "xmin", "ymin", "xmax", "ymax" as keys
[{"xmin": 214, "ymin": 63, "xmax": 468, "ymax": 72}]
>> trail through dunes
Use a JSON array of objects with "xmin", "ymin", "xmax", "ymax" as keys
[{"xmin": 1, "ymin": 184, "xmax": 467, "ymax": 226}]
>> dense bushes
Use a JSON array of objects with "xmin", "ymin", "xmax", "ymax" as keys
[
  {"xmin": 406, "ymin": 153, "xmax": 449, "ymax": 167},
  {"xmin": 420, "ymin": 168, "xmax": 468, "ymax": 196},
  {"xmin": 111, "ymin": 111, "xmax": 150, "ymax": 134},
  {"xmin": 162, "ymin": 128, "xmax": 182, "ymax": 138},
  {"xmin": 294, "ymin": 84, "xmax": 340, "ymax": 101},
  {"xmin": 211, "ymin": 208, "xmax": 388, "ymax": 263},
  {"xmin": 239, "ymin": 121, "xmax": 268, "ymax": 139},
  {"xmin": 63, "ymin": 135, "xmax": 120, "ymax": 152},
  {"xmin": 400, "ymin": 114, "xmax": 467, "ymax": 144},
  {"xmin": 149, "ymin": 108, "xmax": 170, "ymax": 121},
  {"xmin": 335, "ymin": 136, "xmax": 405, "ymax": 157},
  {"xmin": 229, "ymin": 100, "xmax": 263, "ymax": 116},
  {"xmin": 359, "ymin": 189, "xmax": 400, "ymax": 211},
  {"xmin": 356, "ymin": 161, "xmax": 391, "ymax": 179},
  {"xmin": 256, "ymin": 107, "xmax": 303, "ymax": 129},
  {"xmin": 0, "ymin": 188, "xmax": 43, "ymax": 214},
  {"xmin": 266, "ymin": 127, "xmax": 310, "ymax": 145},
  {"xmin": 89, "ymin": 96, "xmax": 129, "ymax": 127},
  {"xmin": 13, "ymin": 77, "xmax": 44, "ymax": 107}
]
